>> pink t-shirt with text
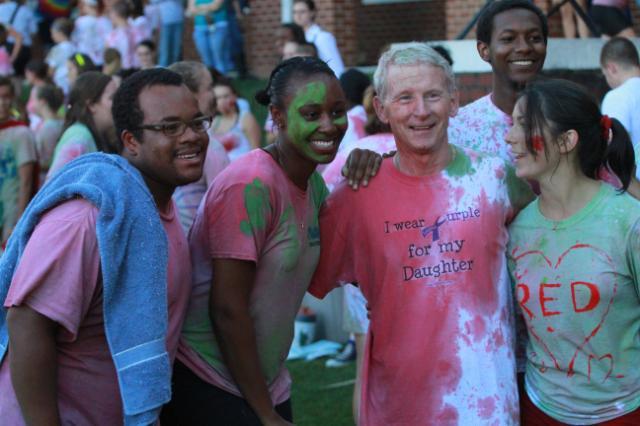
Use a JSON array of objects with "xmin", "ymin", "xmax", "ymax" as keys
[
  {"xmin": 0, "ymin": 198, "xmax": 191, "ymax": 425},
  {"xmin": 310, "ymin": 146, "xmax": 532, "ymax": 425}
]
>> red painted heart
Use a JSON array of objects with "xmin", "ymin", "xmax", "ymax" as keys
[{"xmin": 512, "ymin": 243, "xmax": 618, "ymax": 378}]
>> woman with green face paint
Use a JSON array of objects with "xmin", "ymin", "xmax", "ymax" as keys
[{"xmin": 164, "ymin": 56, "xmax": 349, "ymax": 426}]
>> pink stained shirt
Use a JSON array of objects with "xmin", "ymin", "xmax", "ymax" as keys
[
  {"xmin": 178, "ymin": 149, "xmax": 328, "ymax": 404},
  {"xmin": 310, "ymin": 146, "xmax": 533, "ymax": 425},
  {"xmin": 0, "ymin": 198, "xmax": 191, "ymax": 425}
]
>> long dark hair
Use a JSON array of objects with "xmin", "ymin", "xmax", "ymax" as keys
[
  {"xmin": 64, "ymin": 71, "xmax": 112, "ymax": 152},
  {"xmin": 520, "ymin": 78, "xmax": 634, "ymax": 190}
]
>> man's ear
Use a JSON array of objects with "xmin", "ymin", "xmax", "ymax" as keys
[
  {"xmin": 449, "ymin": 89, "xmax": 460, "ymax": 118},
  {"xmin": 121, "ymin": 130, "xmax": 141, "ymax": 155},
  {"xmin": 270, "ymin": 104, "xmax": 286, "ymax": 131},
  {"xmin": 477, "ymin": 41, "xmax": 491, "ymax": 63},
  {"xmin": 373, "ymin": 95, "xmax": 389, "ymax": 124}
]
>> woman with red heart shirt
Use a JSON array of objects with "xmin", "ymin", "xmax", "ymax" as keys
[{"xmin": 506, "ymin": 78, "xmax": 640, "ymax": 425}]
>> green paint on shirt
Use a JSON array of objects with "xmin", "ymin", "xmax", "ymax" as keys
[
  {"xmin": 446, "ymin": 145, "xmax": 475, "ymax": 177},
  {"xmin": 240, "ymin": 178, "xmax": 271, "ymax": 235}
]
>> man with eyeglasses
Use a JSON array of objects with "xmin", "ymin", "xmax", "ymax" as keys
[{"xmin": 0, "ymin": 68, "xmax": 209, "ymax": 425}]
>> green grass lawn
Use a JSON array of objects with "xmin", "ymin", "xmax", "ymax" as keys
[{"xmin": 287, "ymin": 359, "xmax": 356, "ymax": 426}]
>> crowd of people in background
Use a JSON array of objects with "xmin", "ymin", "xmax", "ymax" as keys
[{"xmin": 1, "ymin": 0, "xmax": 640, "ymax": 425}]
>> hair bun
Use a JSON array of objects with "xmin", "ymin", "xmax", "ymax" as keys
[{"xmin": 255, "ymin": 89, "xmax": 270, "ymax": 106}]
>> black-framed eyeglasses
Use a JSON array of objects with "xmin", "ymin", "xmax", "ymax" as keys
[{"xmin": 135, "ymin": 116, "xmax": 213, "ymax": 137}]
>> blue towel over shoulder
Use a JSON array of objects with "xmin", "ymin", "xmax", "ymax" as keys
[{"xmin": 0, "ymin": 153, "xmax": 171, "ymax": 425}]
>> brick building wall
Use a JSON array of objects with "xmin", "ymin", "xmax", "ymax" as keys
[
  {"xmin": 355, "ymin": 1, "xmax": 445, "ymax": 65},
  {"xmin": 182, "ymin": 1, "xmax": 640, "ymax": 77}
]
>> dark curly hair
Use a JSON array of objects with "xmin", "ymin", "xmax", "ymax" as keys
[
  {"xmin": 255, "ymin": 56, "xmax": 335, "ymax": 108},
  {"xmin": 111, "ymin": 68, "xmax": 183, "ymax": 151},
  {"xmin": 476, "ymin": 0, "xmax": 548, "ymax": 44}
]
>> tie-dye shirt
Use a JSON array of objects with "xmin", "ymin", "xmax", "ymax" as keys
[
  {"xmin": 47, "ymin": 123, "xmax": 97, "ymax": 181},
  {"xmin": 448, "ymin": 94, "xmax": 513, "ymax": 162},
  {"xmin": 310, "ymin": 145, "xmax": 532, "ymax": 425},
  {"xmin": 0, "ymin": 124, "xmax": 37, "ymax": 241},
  {"xmin": 508, "ymin": 183, "xmax": 640, "ymax": 425},
  {"xmin": 178, "ymin": 149, "xmax": 328, "ymax": 403}
]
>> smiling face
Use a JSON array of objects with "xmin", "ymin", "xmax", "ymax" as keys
[
  {"xmin": 505, "ymin": 97, "xmax": 559, "ymax": 181},
  {"xmin": 479, "ymin": 8, "xmax": 546, "ymax": 88},
  {"xmin": 278, "ymin": 74, "xmax": 347, "ymax": 164},
  {"xmin": 132, "ymin": 84, "xmax": 209, "ymax": 189},
  {"xmin": 374, "ymin": 63, "xmax": 458, "ymax": 157}
]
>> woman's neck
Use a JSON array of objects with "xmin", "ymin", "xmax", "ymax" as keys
[
  {"xmin": 537, "ymin": 166, "xmax": 601, "ymax": 221},
  {"xmin": 267, "ymin": 140, "xmax": 316, "ymax": 190}
]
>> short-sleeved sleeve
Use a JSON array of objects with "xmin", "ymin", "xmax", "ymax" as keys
[
  {"xmin": 4, "ymin": 200, "xmax": 100, "ymax": 339},
  {"xmin": 308, "ymin": 185, "xmax": 355, "ymax": 299},
  {"xmin": 206, "ymin": 178, "xmax": 275, "ymax": 262}
]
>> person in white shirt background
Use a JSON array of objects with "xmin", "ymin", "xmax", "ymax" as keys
[
  {"xmin": 292, "ymin": 0, "xmax": 344, "ymax": 77},
  {"xmin": 600, "ymin": 36, "xmax": 640, "ymax": 177}
]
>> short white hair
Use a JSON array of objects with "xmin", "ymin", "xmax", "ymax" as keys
[{"xmin": 373, "ymin": 42, "xmax": 456, "ymax": 101}]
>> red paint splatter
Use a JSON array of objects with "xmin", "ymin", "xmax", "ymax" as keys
[
  {"xmin": 514, "ymin": 244, "xmax": 617, "ymax": 378},
  {"xmin": 547, "ymin": 326, "xmax": 555, "ymax": 333},
  {"xmin": 531, "ymin": 135, "xmax": 545, "ymax": 152},
  {"xmin": 465, "ymin": 315, "xmax": 487, "ymax": 342},
  {"xmin": 492, "ymin": 328, "xmax": 505, "ymax": 347},
  {"xmin": 495, "ymin": 167, "xmax": 505, "ymax": 179},
  {"xmin": 477, "ymin": 396, "xmax": 497, "ymax": 419}
]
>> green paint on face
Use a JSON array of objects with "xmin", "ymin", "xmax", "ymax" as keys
[
  {"xmin": 240, "ymin": 178, "xmax": 271, "ymax": 235},
  {"xmin": 446, "ymin": 146, "xmax": 475, "ymax": 177},
  {"xmin": 286, "ymin": 81, "xmax": 331, "ymax": 162}
]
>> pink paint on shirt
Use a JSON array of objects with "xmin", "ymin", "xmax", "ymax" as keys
[
  {"xmin": 311, "ymin": 147, "xmax": 522, "ymax": 425},
  {"xmin": 178, "ymin": 149, "xmax": 328, "ymax": 404},
  {"xmin": 0, "ymin": 199, "xmax": 191, "ymax": 425}
]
